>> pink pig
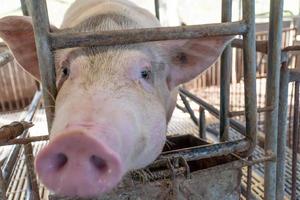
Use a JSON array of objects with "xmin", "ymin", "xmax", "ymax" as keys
[{"xmin": 0, "ymin": 0, "xmax": 232, "ymax": 198}]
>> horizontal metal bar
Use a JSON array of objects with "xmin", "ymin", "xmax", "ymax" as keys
[
  {"xmin": 0, "ymin": 135, "xmax": 49, "ymax": 146},
  {"xmin": 50, "ymin": 21, "xmax": 248, "ymax": 49},
  {"xmin": 232, "ymin": 38, "xmax": 268, "ymax": 53},
  {"xmin": 229, "ymin": 106, "xmax": 274, "ymax": 117},
  {"xmin": 289, "ymin": 68, "xmax": 300, "ymax": 82},
  {"xmin": 282, "ymin": 45, "xmax": 300, "ymax": 52},
  {"xmin": 179, "ymin": 87, "xmax": 247, "ymax": 135},
  {"xmin": 0, "ymin": 51, "xmax": 14, "ymax": 67},
  {"xmin": 160, "ymin": 138, "xmax": 249, "ymax": 161}
]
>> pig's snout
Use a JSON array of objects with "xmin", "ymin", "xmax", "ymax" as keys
[{"xmin": 35, "ymin": 128, "xmax": 123, "ymax": 197}]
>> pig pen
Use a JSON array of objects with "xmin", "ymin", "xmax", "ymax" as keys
[{"xmin": 0, "ymin": 0, "xmax": 294, "ymax": 199}]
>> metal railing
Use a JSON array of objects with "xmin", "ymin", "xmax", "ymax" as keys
[{"xmin": 0, "ymin": 0, "xmax": 292, "ymax": 199}]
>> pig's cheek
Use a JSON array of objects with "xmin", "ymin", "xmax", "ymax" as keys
[{"xmin": 150, "ymin": 120, "xmax": 167, "ymax": 154}]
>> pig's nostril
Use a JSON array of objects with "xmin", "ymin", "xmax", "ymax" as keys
[
  {"xmin": 90, "ymin": 155, "xmax": 107, "ymax": 172},
  {"xmin": 54, "ymin": 153, "xmax": 68, "ymax": 170}
]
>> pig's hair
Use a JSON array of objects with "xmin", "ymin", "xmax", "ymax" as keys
[{"xmin": 74, "ymin": 13, "xmax": 140, "ymax": 32}]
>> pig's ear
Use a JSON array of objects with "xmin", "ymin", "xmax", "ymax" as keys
[
  {"xmin": 0, "ymin": 16, "xmax": 56, "ymax": 81},
  {"xmin": 161, "ymin": 36, "xmax": 234, "ymax": 89}
]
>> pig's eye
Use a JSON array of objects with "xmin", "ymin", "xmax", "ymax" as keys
[
  {"xmin": 141, "ymin": 69, "xmax": 151, "ymax": 80},
  {"xmin": 62, "ymin": 67, "xmax": 70, "ymax": 77}
]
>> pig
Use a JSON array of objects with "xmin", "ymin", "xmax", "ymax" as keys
[{"xmin": 0, "ymin": 0, "xmax": 232, "ymax": 198}]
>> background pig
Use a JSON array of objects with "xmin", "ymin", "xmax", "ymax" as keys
[{"xmin": 0, "ymin": 0, "xmax": 232, "ymax": 197}]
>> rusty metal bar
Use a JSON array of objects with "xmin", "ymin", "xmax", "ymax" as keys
[
  {"xmin": 0, "ymin": 135, "xmax": 49, "ymax": 146},
  {"xmin": 2, "ymin": 91, "xmax": 42, "ymax": 182},
  {"xmin": 154, "ymin": 0, "xmax": 159, "ymax": 20},
  {"xmin": 276, "ymin": 62, "xmax": 289, "ymax": 200},
  {"xmin": 220, "ymin": 0, "xmax": 232, "ymax": 142},
  {"xmin": 179, "ymin": 94, "xmax": 198, "ymax": 125},
  {"xmin": 264, "ymin": 0, "xmax": 283, "ymax": 199},
  {"xmin": 24, "ymin": 143, "xmax": 40, "ymax": 200},
  {"xmin": 0, "ymin": 121, "xmax": 33, "ymax": 142},
  {"xmin": 228, "ymin": 106, "xmax": 274, "ymax": 117},
  {"xmin": 199, "ymin": 106, "xmax": 206, "ymax": 139},
  {"xmin": 291, "ymin": 81, "xmax": 299, "ymax": 200},
  {"xmin": 27, "ymin": 0, "xmax": 57, "ymax": 131},
  {"xmin": 242, "ymin": 0, "xmax": 257, "ymax": 156},
  {"xmin": 0, "ymin": 51, "xmax": 14, "ymax": 68},
  {"xmin": 50, "ymin": 21, "xmax": 248, "ymax": 50},
  {"xmin": 160, "ymin": 138, "xmax": 249, "ymax": 161}
]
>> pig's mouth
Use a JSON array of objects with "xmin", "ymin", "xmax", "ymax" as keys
[{"xmin": 35, "ymin": 128, "xmax": 124, "ymax": 197}]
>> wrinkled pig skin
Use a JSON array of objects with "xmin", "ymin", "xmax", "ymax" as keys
[{"xmin": 0, "ymin": 0, "xmax": 233, "ymax": 198}]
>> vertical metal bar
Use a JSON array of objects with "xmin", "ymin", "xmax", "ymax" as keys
[
  {"xmin": 242, "ymin": 0, "xmax": 257, "ymax": 154},
  {"xmin": 154, "ymin": 0, "xmax": 160, "ymax": 20},
  {"xmin": 27, "ymin": 0, "xmax": 57, "ymax": 131},
  {"xmin": 199, "ymin": 106, "xmax": 206, "ymax": 139},
  {"xmin": 246, "ymin": 156, "xmax": 253, "ymax": 200},
  {"xmin": 276, "ymin": 61, "xmax": 289, "ymax": 200},
  {"xmin": 220, "ymin": 0, "xmax": 232, "ymax": 142},
  {"xmin": 20, "ymin": 0, "xmax": 29, "ymax": 16},
  {"xmin": 24, "ymin": 143, "xmax": 40, "ymax": 200},
  {"xmin": 264, "ymin": 0, "xmax": 283, "ymax": 199},
  {"xmin": 0, "ymin": 168, "xmax": 7, "ymax": 200},
  {"xmin": 291, "ymin": 81, "xmax": 299, "ymax": 200}
]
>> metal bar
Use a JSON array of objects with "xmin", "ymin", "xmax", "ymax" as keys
[
  {"xmin": 246, "ymin": 156, "xmax": 253, "ymax": 200},
  {"xmin": 27, "ymin": 0, "xmax": 57, "ymax": 131},
  {"xmin": 160, "ymin": 139, "xmax": 250, "ymax": 161},
  {"xmin": 2, "ymin": 91, "xmax": 42, "ymax": 182},
  {"xmin": 264, "ymin": 0, "xmax": 283, "ymax": 199},
  {"xmin": 175, "ymin": 104, "xmax": 187, "ymax": 113},
  {"xmin": 24, "ymin": 143, "xmax": 40, "ymax": 200},
  {"xmin": 20, "ymin": 0, "xmax": 29, "ymax": 16},
  {"xmin": 154, "ymin": 0, "xmax": 159, "ymax": 20},
  {"xmin": 291, "ymin": 81, "xmax": 299, "ymax": 200},
  {"xmin": 242, "ymin": 0, "xmax": 257, "ymax": 155},
  {"xmin": 0, "ymin": 135, "xmax": 49, "ymax": 146},
  {"xmin": 231, "ymin": 38, "xmax": 268, "ymax": 53},
  {"xmin": 228, "ymin": 106, "xmax": 274, "ymax": 117},
  {"xmin": 0, "ymin": 51, "xmax": 14, "ymax": 68},
  {"xmin": 276, "ymin": 62, "xmax": 289, "ymax": 200},
  {"xmin": 220, "ymin": 0, "xmax": 232, "ymax": 142},
  {"xmin": 50, "ymin": 21, "xmax": 248, "ymax": 49},
  {"xmin": 0, "ymin": 121, "xmax": 33, "ymax": 141},
  {"xmin": 282, "ymin": 45, "xmax": 300, "ymax": 52},
  {"xmin": 179, "ymin": 88, "xmax": 247, "ymax": 135},
  {"xmin": 0, "ymin": 168, "xmax": 7, "ymax": 200},
  {"xmin": 179, "ymin": 94, "xmax": 198, "ymax": 125},
  {"xmin": 199, "ymin": 106, "xmax": 206, "ymax": 139}
]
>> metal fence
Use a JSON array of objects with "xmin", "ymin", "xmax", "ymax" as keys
[{"xmin": 0, "ymin": 0, "xmax": 295, "ymax": 199}]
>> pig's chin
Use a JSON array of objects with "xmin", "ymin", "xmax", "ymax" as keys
[{"xmin": 35, "ymin": 126, "xmax": 127, "ymax": 198}]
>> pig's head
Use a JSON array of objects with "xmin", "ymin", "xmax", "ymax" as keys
[{"xmin": 0, "ymin": 16, "xmax": 232, "ymax": 197}]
